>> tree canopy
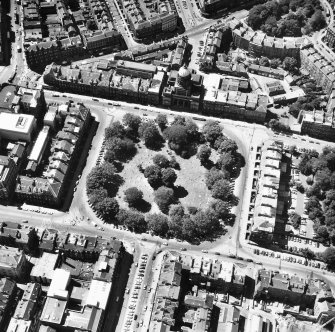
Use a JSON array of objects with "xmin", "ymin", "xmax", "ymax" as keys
[
  {"xmin": 139, "ymin": 121, "xmax": 164, "ymax": 149},
  {"xmin": 124, "ymin": 187, "xmax": 143, "ymax": 207},
  {"xmin": 248, "ymin": 0, "xmax": 325, "ymax": 37},
  {"xmin": 154, "ymin": 186, "xmax": 176, "ymax": 214}
]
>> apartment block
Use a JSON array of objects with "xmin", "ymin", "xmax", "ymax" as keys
[
  {"xmin": 249, "ymin": 142, "xmax": 284, "ymax": 243},
  {"xmin": 15, "ymin": 103, "xmax": 91, "ymax": 207},
  {"xmin": 122, "ymin": 0, "xmax": 178, "ymax": 39},
  {"xmin": 300, "ymin": 45, "xmax": 335, "ymax": 95},
  {"xmin": 325, "ymin": 24, "xmax": 335, "ymax": 49},
  {"xmin": 43, "ymin": 60, "xmax": 165, "ymax": 106},
  {"xmin": 231, "ymin": 20, "xmax": 305, "ymax": 59}
]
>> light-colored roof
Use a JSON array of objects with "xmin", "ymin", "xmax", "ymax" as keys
[{"xmin": 84, "ymin": 280, "xmax": 112, "ymax": 310}]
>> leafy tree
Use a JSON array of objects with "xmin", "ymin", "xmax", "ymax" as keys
[
  {"xmin": 283, "ymin": 57, "xmax": 298, "ymax": 72},
  {"xmin": 86, "ymin": 163, "xmax": 123, "ymax": 195},
  {"xmin": 300, "ymin": 248, "xmax": 315, "ymax": 260},
  {"xmin": 202, "ymin": 121, "xmax": 222, "ymax": 146},
  {"xmin": 171, "ymin": 115, "xmax": 186, "ymax": 126},
  {"xmin": 209, "ymin": 200, "xmax": 231, "ymax": 220},
  {"xmin": 259, "ymin": 56, "xmax": 270, "ymax": 67},
  {"xmin": 105, "ymin": 137, "xmax": 136, "ymax": 161},
  {"xmin": 217, "ymin": 151, "xmax": 245, "ymax": 178},
  {"xmin": 86, "ymin": 19, "xmax": 96, "ymax": 30},
  {"xmin": 205, "ymin": 168, "xmax": 229, "ymax": 189},
  {"xmin": 95, "ymin": 197, "xmax": 119, "ymax": 221},
  {"xmin": 197, "ymin": 145, "xmax": 211, "ymax": 165},
  {"xmin": 192, "ymin": 209, "xmax": 224, "ymax": 241},
  {"xmin": 309, "ymin": 10, "xmax": 326, "ymax": 31},
  {"xmin": 153, "ymin": 154, "xmax": 170, "ymax": 168},
  {"xmin": 164, "ymin": 124, "xmax": 189, "ymax": 154},
  {"xmin": 156, "ymin": 114, "xmax": 168, "ymax": 130},
  {"xmin": 289, "ymin": 212, "xmax": 301, "ymax": 229},
  {"xmin": 146, "ymin": 213, "xmax": 169, "ymax": 237},
  {"xmin": 218, "ymin": 139, "xmax": 238, "ymax": 154},
  {"xmin": 27, "ymin": 228, "xmax": 39, "ymax": 256},
  {"xmin": 124, "ymin": 187, "xmax": 143, "ymax": 207},
  {"xmin": 315, "ymin": 225, "xmax": 329, "ymax": 242},
  {"xmin": 117, "ymin": 209, "xmax": 147, "ymax": 233},
  {"xmin": 88, "ymin": 188, "xmax": 108, "ymax": 206},
  {"xmin": 161, "ymin": 168, "xmax": 177, "ymax": 187},
  {"xmin": 123, "ymin": 113, "xmax": 142, "ymax": 133},
  {"xmin": 105, "ymin": 121, "xmax": 125, "ymax": 139},
  {"xmin": 154, "ymin": 186, "xmax": 175, "ymax": 214},
  {"xmin": 323, "ymin": 247, "xmax": 335, "ymax": 268},
  {"xmin": 270, "ymin": 58, "xmax": 282, "ymax": 69},
  {"xmin": 139, "ymin": 121, "xmax": 163, "ymax": 149},
  {"xmin": 211, "ymin": 179, "xmax": 237, "ymax": 204},
  {"xmin": 144, "ymin": 165, "xmax": 162, "ymax": 188}
]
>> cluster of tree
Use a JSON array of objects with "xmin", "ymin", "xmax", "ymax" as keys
[
  {"xmin": 282, "ymin": 57, "xmax": 298, "ymax": 73},
  {"xmin": 146, "ymin": 204, "xmax": 225, "ymax": 244},
  {"xmin": 201, "ymin": 121, "xmax": 245, "ymax": 179},
  {"xmin": 289, "ymin": 94, "xmax": 322, "ymax": 118},
  {"xmin": 254, "ymin": 56, "xmax": 282, "ymax": 69},
  {"xmin": 86, "ymin": 162, "xmax": 123, "ymax": 222},
  {"xmin": 163, "ymin": 116, "xmax": 201, "ymax": 158},
  {"xmin": 268, "ymin": 119, "xmax": 291, "ymax": 133},
  {"xmin": 248, "ymin": 0, "xmax": 326, "ymax": 37},
  {"xmin": 143, "ymin": 154, "xmax": 179, "ymax": 189},
  {"xmin": 104, "ymin": 115, "xmax": 140, "ymax": 163},
  {"xmin": 298, "ymin": 147, "xmax": 335, "ymax": 243},
  {"xmin": 139, "ymin": 120, "xmax": 164, "ymax": 150}
]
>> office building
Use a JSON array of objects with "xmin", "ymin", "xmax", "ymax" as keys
[{"xmin": 0, "ymin": 113, "xmax": 36, "ymax": 142}]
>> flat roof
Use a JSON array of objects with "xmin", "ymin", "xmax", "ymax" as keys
[
  {"xmin": 31, "ymin": 253, "xmax": 59, "ymax": 281},
  {"xmin": 7, "ymin": 318, "xmax": 32, "ymax": 332},
  {"xmin": 47, "ymin": 268, "xmax": 70, "ymax": 298},
  {"xmin": 40, "ymin": 297, "xmax": 67, "ymax": 325},
  {"xmin": 29, "ymin": 126, "xmax": 49, "ymax": 162},
  {"xmin": 84, "ymin": 280, "xmax": 112, "ymax": 310},
  {"xmin": 0, "ymin": 112, "xmax": 35, "ymax": 134}
]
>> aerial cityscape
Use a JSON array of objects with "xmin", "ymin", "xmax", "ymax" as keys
[{"xmin": 1, "ymin": 0, "xmax": 335, "ymax": 331}]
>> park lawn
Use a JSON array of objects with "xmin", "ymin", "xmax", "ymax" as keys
[{"xmin": 116, "ymin": 140, "xmax": 212, "ymax": 214}]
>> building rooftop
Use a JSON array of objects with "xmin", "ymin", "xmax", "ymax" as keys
[{"xmin": 40, "ymin": 297, "xmax": 67, "ymax": 325}]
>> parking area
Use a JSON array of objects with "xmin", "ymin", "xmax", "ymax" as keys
[{"xmin": 122, "ymin": 253, "xmax": 149, "ymax": 331}]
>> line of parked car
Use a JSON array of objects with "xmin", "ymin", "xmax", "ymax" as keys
[{"xmin": 124, "ymin": 254, "xmax": 149, "ymax": 331}]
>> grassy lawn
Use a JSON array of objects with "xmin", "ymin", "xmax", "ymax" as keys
[{"xmin": 116, "ymin": 140, "xmax": 213, "ymax": 214}]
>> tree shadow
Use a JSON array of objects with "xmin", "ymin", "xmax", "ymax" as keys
[
  {"xmin": 174, "ymin": 185, "xmax": 188, "ymax": 199},
  {"xmin": 132, "ymin": 199, "xmax": 152, "ymax": 213},
  {"xmin": 112, "ymin": 161, "xmax": 124, "ymax": 173},
  {"xmin": 202, "ymin": 160, "xmax": 214, "ymax": 170}
]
